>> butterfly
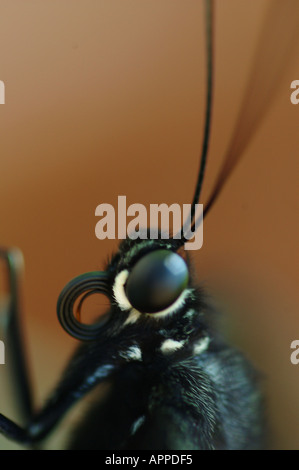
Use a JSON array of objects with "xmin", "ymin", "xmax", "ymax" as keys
[{"xmin": 0, "ymin": 0, "xmax": 298, "ymax": 450}]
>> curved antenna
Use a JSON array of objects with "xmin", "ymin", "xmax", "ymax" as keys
[
  {"xmin": 175, "ymin": 0, "xmax": 214, "ymax": 247},
  {"xmin": 203, "ymin": 0, "xmax": 299, "ymax": 217}
]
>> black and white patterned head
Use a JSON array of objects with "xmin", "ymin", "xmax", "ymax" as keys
[{"xmin": 57, "ymin": 235, "xmax": 210, "ymax": 363}]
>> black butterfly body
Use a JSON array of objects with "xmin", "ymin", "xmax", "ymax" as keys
[
  {"xmin": 3, "ymin": 0, "xmax": 297, "ymax": 450},
  {"xmin": 47, "ymin": 237, "xmax": 263, "ymax": 449}
]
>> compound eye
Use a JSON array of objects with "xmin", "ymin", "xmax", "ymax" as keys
[{"xmin": 125, "ymin": 250, "xmax": 189, "ymax": 314}]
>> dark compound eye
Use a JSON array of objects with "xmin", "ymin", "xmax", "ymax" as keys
[{"xmin": 125, "ymin": 250, "xmax": 189, "ymax": 314}]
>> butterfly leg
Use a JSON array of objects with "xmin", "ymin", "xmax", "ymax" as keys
[{"xmin": 0, "ymin": 248, "xmax": 33, "ymax": 424}]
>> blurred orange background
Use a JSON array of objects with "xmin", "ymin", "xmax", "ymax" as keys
[{"xmin": 0, "ymin": 0, "xmax": 298, "ymax": 449}]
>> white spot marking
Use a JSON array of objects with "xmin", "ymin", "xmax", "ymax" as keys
[
  {"xmin": 113, "ymin": 270, "xmax": 131, "ymax": 311},
  {"xmin": 124, "ymin": 309, "xmax": 141, "ymax": 325},
  {"xmin": 122, "ymin": 345, "xmax": 142, "ymax": 361},
  {"xmin": 185, "ymin": 309, "xmax": 195, "ymax": 318},
  {"xmin": 160, "ymin": 339, "xmax": 184, "ymax": 354},
  {"xmin": 193, "ymin": 337, "xmax": 210, "ymax": 355}
]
